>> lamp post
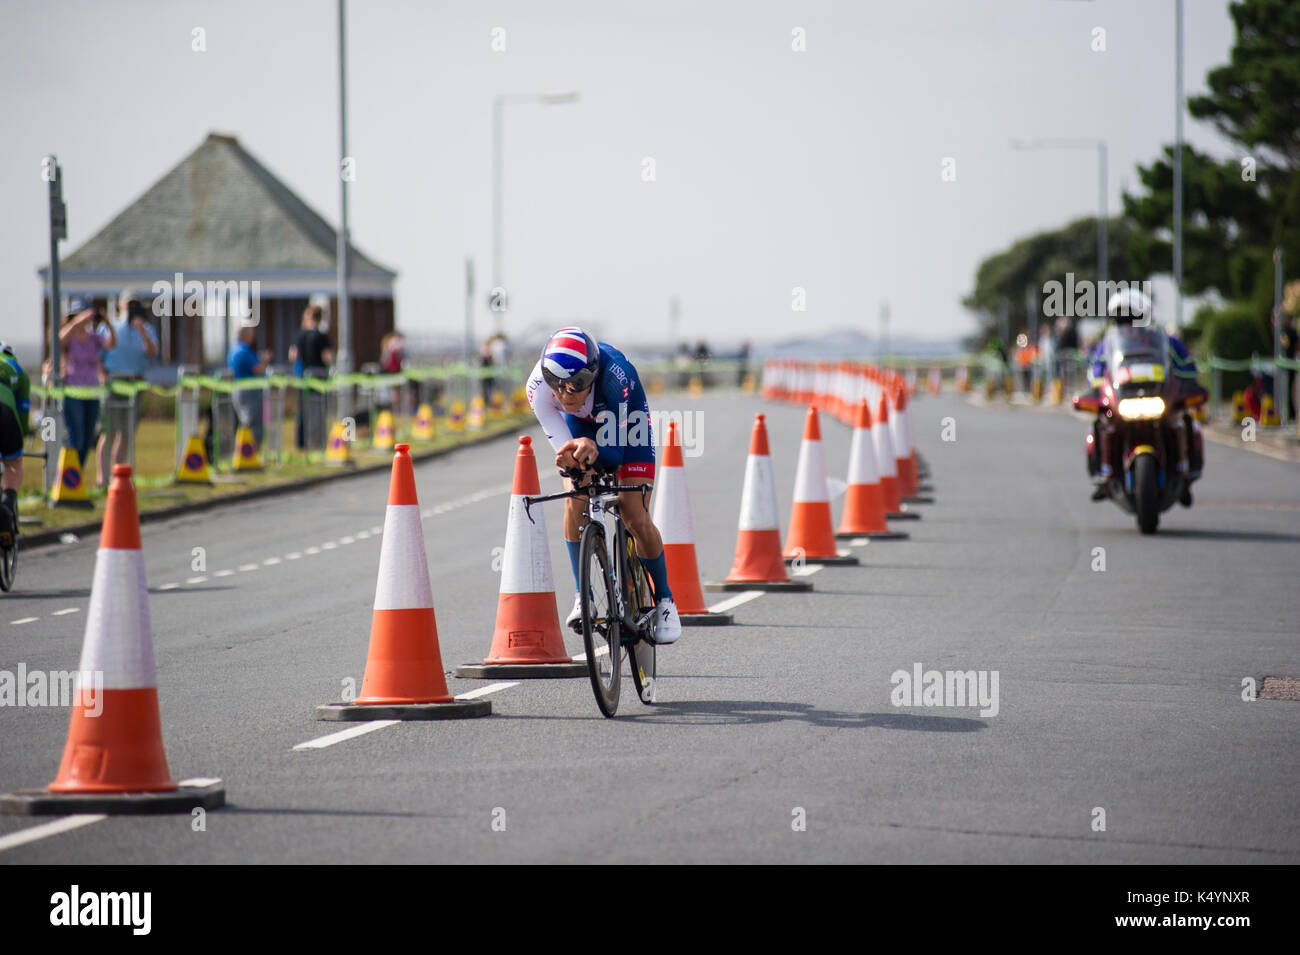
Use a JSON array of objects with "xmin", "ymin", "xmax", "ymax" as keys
[
  {"xmin": 491, "ymin": 92, "xmax": 580, "ymax": 335},
  {"xmin": 1010, "ymin": 137, "xmax": 1109, "ymax": 314}
]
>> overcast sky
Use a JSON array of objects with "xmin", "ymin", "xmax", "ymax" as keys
[{"xmin": 2, "ymin": 0, "xmax": 1239, "ymax": 354}]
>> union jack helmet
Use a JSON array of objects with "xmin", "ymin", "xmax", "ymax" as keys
[{"xmin": 540, "ymin": 327, "xmax": 599, "ymax": 392}]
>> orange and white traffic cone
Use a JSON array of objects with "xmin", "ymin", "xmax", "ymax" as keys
[
  {"xmin": 892, "ymin": 386, "xmax": 934, "ymax": 502},
  {"xmin": 455, "ymin": 436, "xmax": 586, "ymax": 678},
  {"xmin": 652, "ymin": 421, "xmax": 733, "ymax": 625},
  {"xmin": 784, "ymin": 407, "xmax": 859, "ymax": 565},
  {"xmin": 316, "ymin": 444, "xmax": 492, "ymax": 719},
  {"xmin": 706, "ymin": 414, "xmax": 813, "ymax": 592},
  {"xmin": 837, "ymin": 399, "xmax": 909, "ymax": 541},
  {"xmin": 0, "ymin": 465, "xmax": 224, "ymax": 815},
  {"xmin": 874, "ymin": 394, "xmax": 919, "ymax": 521}
]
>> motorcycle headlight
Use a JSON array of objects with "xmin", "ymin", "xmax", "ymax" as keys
[{"xmin": 1117, "ymin": 396, "xmax": 1165, "ymax": 420}]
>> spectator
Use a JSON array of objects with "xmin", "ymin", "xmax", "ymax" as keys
[
  {"xmin": 737, "ymin": 341, "xmax": 751, "ymax": 388},
  {"xmin": 479, "ymin": 336, "xmax": 495, "ymax": 401},
  {"xmin": 288, "ymin": 305, "xmax": 334, "ymax": 449},
  {"xmin": 378, "ymin": 331, "xmax": 406, "ymax": 412},
  {"xmin": 58, "ymin": 297, "xmax": 115, "ymax": 471},
  {"xmin": 96, "ymin": 289, "xmax": 158, "ymax": 487},
  {"xmin": 228, "ymin": 322, "xmax": 272, "ymax": 446}
]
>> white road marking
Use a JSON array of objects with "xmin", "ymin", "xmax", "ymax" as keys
[
  {"xmin": 321, "ymin": 541, "xmax": 338, "ymax": 550},
  {"xmin": 10, "ymin": 617, "xmax": 38, "ymax": 625},
  {"xmin": 238, "ymin": 563, "xmax": 259, "ymax": 573},
  {"xmin": 791, "ymin": 564, "xmax": 823, "ymax": 577},
  {"xmin": 0, "ymin": 814, "xmax": 106, "ymax": 853},
  {"xmin": 187, "ymin": 575, "xmax": 208, "ymax": 585},
  {"xmin": 285, "ymin": 552, "xmax": 302, "ymax": 560},
  {"xmin": 421, "ymin": 508, "xmax": 435, "ymax": 518},
  {"xmin": 572, "ymin": 646, "xmax": 610, "ymax": 662},
  {"xmin": 51, "ymin": 607, "xmax": 81, "ymax": 616},
  {"xmin": 177, "ymin": 777, "xmax": 222, "ymax": 788},
  {"xmin": 849, "ymin": 537, "xmax": 870, "ymax": 547},
  {"xmin": 294, "ymin": 720, "xmax": 399, "ymax": 750},
  {"xmin": 158, "ymin": 582, "xmax": 181, "ymax": 591},
  {"xmin": 262, "ymin": 557, "xmax": 281, "ymax": 566},
  {"xmin": 454, "ymin": 681, "xmax": 519, "ymax": 700},
  {"xmin": 355, "ymin": 531, "xmax": 370, "ymax": 540},
  {"xmin": 707, "ymin": 591, "xmax": 763, "ymax": 614},
  {"xmin": 213, "ymin": 569, "xmax": 235, "ymax": 578},
  {"xmin": 339, "ymin": 536, "xmax": 355, "ymax": 545},
  {"xmin": 304, "ymin": 546, "xmax": 321, "ymax": 555},
  {"xmin": 369, "ymin": 525, "xmax": 382, "ymax": 535}
]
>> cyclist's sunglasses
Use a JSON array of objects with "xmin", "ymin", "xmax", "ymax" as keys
[{"xmin": 551, "ymin": 380, "xmax": 590, "ymax": 395}]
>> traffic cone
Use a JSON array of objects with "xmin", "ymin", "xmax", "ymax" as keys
[
  {"xmin": 837, "ymin": 399, "xmax": 909, "ymax": 540},
  {"xmin": 50, "ymin": 447, "xmax": 93, "ymax": 508},
  {"xmin": 705, "ymin": 414, "xmax": 812, "ymax": 592},
  {"xmin": 892, "ymin": 387, "xmax": 933, "ymax": 503},
  {"xmin": 412, "ymin": 403, "xmax": 435, "ymax": 441},
  {"xmin": 231, "ymin": 426, "xmax": 262, "ymax": 471},
  {"xmin": 783, "ymin": 408, "xmax": 858, "ymax": 566},
  {"xmin": 324, "ymin": 420, "xmax": 354, "ymax": 467},
  {"xmin": 373, "ymin": 410, "xmax": 395, "ymax": 450},
  {"xmin": 316, "ymin": 445, "xmax": 491, "ymax": 720},
  {"xmin": 175, "ymin": 434, "xmax": 212, "ymax": 484},
  {"xmin": 651, "ymin": 421, "xmax": 732, "ymax": 625},
  {"xmin": 448, "ymin": 399, "xmax": 467, "ymax": 432},
  {"xmin": 874, "ymin": 395, "xmax": 919, "ymax": 521},
  {"xmin": 0, "ymin": 465, "xmax": 224, "ymax": 815},
  {"xmin": 455, "ymin": 436, "xmax": 586, "ymax": 678}
]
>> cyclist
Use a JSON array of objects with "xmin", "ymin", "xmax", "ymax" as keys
[
  {"xmin": 526, "ymin": 327, "xmax": 682, "ymax": 644},
  {"xmin": 0, "ymin": 342, "xmax": 31, "ymax": 549}
]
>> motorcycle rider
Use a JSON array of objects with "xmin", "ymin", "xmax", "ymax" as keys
[{"xmin": 1083, "ymin": 289, "xmax": 1204, "ymax": 505}]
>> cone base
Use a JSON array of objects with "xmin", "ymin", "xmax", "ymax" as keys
[
  {"xmin": 704, "ymin": 579, "xmax": 813, "ymax": 592},
  {"xmin": 453, "ymin": 662, "xmax": 586, "ymax": 679},
  {"xmin": 836, "ymin": 530, "xmax": 910, "ymax": 540},
  {"xmin": 315, "ymin": 700, "xmax": 491, "ymax": 721},
  {"xmin": 784, "ymin": 554, "xmax": 860, "ymax": 566},
  {"xmin": 902, "ymin": 496, "xmax": 935, "ymax": 504},
  {"xmin": 888, "ymin": 511, "xmax": 922, "ymax": 521},
  {"xmin": 0, "ymin": 781, "xmax": 224, "ymax": 816},
  {"xmin": 51, "ymin": 500, "xmax": 94, "ymax": 509},
  {"xmin": 680, "ymin": 611, "xmax": 734, "ymax": 627}
]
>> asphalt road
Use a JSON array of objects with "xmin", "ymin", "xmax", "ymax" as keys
[{"xmin": 1, "ymin": 391, "xmax": 1297, "ymax": 863}]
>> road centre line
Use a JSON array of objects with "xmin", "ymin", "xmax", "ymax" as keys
[
  {"xmin": 293, "ymin": 720, "xmax": 399, "ymax": 750},
  {"xmin": 51, "ymin": 607, "xmax": 80, "ymax": 616},
  {"xmin": 707, "ymin": 591, "xmax": 764, "ymax": 614},
  {"xmin": 454, "ymin": 681, "xmax": 520, "ymax": 700},
  {"xmin": 0, "ymin": 814, "xmax": 107, "ymax": 853},
  {"xmin": 9, "ymin": 618, "xmax": 37, "ymax": 625},
  {"xmin": 791, "ymin": 564, "xmax": 823, "ymax": 577}
]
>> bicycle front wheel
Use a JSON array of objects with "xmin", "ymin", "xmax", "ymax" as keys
[
  {"xmin": 0, "ymin": 543, "xmax": 13, "ymax": 593},
  {"xmin": 579, "ymin": 521, "xmax": 620, "ymax": 717}
]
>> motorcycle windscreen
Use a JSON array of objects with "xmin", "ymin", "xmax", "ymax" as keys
[{"xmin": 1105, "ymin": 325, "xmax": 1169, "ymax": 388}]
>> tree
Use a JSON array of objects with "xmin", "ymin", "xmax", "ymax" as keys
[
  {"xmin": 963, "ymin": 217, "xmax": 1136, "ymax": 347},
  {"xmin": 1123, "ymin": 0, "xmax": 1300, "ymax": 317}
]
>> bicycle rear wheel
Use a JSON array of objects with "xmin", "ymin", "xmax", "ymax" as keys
[{"xmin": 579, "ymin": 521, "xmax": 620, "ymax": 717}]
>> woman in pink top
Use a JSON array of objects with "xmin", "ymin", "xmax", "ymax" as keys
[{"xmin": 58, "ymin": 300, "xmax": 116, "ymax": 472}]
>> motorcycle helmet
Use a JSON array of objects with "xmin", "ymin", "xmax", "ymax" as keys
[{"xmin": 1106, "ymin": 288, "xmax": 1152, "ymax": 325}]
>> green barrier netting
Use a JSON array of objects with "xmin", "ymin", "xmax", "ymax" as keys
[{"xmin": 31, "ymin": 364, "xmax": 537, "ymax": 401}]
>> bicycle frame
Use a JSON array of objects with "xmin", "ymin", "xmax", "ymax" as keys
[{"xmin": 523, "ymin": 467, "xmax": 655, "ymax": 637}]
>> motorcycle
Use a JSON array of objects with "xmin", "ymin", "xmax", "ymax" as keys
[{"xmin": 1072, "ymin": 324, "xmax": 1206, "ymax": 534}]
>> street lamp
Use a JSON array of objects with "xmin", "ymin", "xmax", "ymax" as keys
[
  {"xmin": 1010, "ymin": 137, "xmax": 1109, "ymax": 313},
  {"xmin": 492, "ymin": 91, "xmax": 580, "ymax": 334}
]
